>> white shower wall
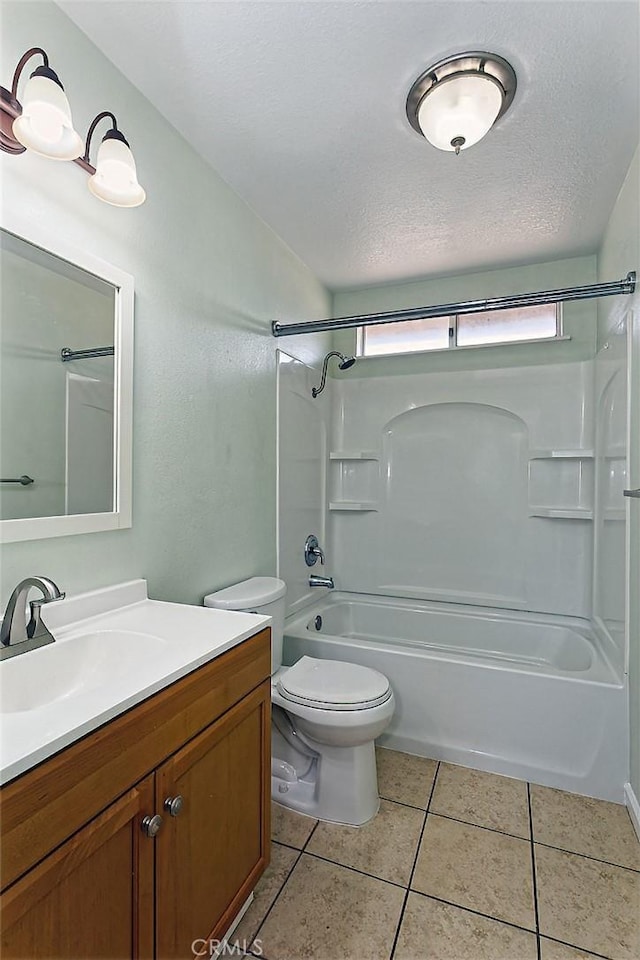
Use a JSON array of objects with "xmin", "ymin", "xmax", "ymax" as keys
[
  {"xmin": 277, "ymin": 350, "xmax": 330, "ymax": 615},
  {"xmin": 329, "ymin": 361, "xmax": 596, "ymax": 620},
  {"xmin": 592, "ymin": 321, "xmax": 629, "ymax": 676}
]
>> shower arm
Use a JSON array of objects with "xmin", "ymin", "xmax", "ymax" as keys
[{"xmin": 312, "ymin": 352, "xmax": 343, "ymax": 398}]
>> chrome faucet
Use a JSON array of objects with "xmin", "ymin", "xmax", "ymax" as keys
[
  {"xmin": 1, "ymin": 577, "xmax": 65, "ymax": 660},
  {"xmin": 309, "ymin": 575, "xmax": 334, "ymax": 589},
  {"xmin": 304, "ymin": 534, "xmax": 325, "ymax": 567}
]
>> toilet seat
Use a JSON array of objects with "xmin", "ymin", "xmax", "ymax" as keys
[{"xmin": 277, "ymin": 656, "xmax": 392, "ymax": 711}]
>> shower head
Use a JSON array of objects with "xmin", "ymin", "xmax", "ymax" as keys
[
  {"xmin": 312, "ymin": 351, "xmax": 357, "ymax": 397},
  {"xmin": 338, "ymin": 355, "xmax": 357, "ymax": 371}
]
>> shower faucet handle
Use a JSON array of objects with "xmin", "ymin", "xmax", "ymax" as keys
[{"xmin": 304, "ymin": 534, "xmax": 325, "ymax": 567}]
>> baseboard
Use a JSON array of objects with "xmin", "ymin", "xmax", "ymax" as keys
[
  {"xmin": 214, "ymin": 893, "xmax": 254, "ymax": 957},
  {"xmin": 624, "ymin": 782, "xmax": 640, "ymax": 842}
]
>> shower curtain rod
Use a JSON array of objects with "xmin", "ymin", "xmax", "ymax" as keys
[
  {"xmin": 271, "ymin": 271, "xmax": 636, "ymax": 338},
  {"xmin": 60, "ymin": 345, "xmax": 114, "ymax": 362}
]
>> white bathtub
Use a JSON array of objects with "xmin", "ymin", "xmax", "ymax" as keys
[{"xmin": 283, "ymin": 593, "xmax": 627, "ymax": 802}]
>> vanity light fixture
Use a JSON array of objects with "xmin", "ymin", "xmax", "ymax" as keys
[
  {"xmin": 1, "ymin": 47, "xmax": 145, "ymax": 206},
  {"xmin": 81, "ymin": 112, "xmax": 146, "ymax": 208},
  {"xmin": 406, "ymin": 51, "xmax": 516, "ymax": 154},
  {"xmin": 1, "ymin": 47, "xmax": 82, "ymax": 159}
]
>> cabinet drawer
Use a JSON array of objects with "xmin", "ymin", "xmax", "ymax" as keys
[{"xmin": 1, "ymin": 628, "xmax": 270, "ymax": 890}]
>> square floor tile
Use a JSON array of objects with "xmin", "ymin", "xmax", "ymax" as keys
[
  {"xmin": 536, "ymin": 844, "xmax": 640, "ymax": 960},
  {"xmin": 254, "ymin": 853, "xmax": 404, "ymax": 960},
  {"xmin": 306, "ymin": 798, "xmax": 424, "ymax": 885},
  {"xmin": 271, "ymin": 802, "xmax": 317, "ymax": 849},
  {"xmin": 531, "ymin": 785, "xmax": 640, "ymax": 870},
  {"xmin": 540, "ymin": 938, "xmax": 603, "ymax": 959},
  {"xmin": 229, "ymin": 842, "xmax": 299, "ymax": 948},
  {"xmin": 394, "ymin": 892, "xmax": 537, "ymax": 960},
  {"xmin": 412, "ymin": 814, "xmax": 536, "ymax": 930},
  {"xmin": 376, "ymin": 747, "xmax": 437, "ymax": 808},
  {"xmin": 430, "ymin": 763, "xmax": 530, "ymax": 839}
]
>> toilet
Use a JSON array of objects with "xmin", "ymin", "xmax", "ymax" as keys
[{"xmin": 204, "ymin": 577, "xmax": 394, "ymax": 825}]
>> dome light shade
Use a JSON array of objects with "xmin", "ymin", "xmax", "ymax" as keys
[
  {"xmin": 417, "ymin": 73, "xmax": 503, "ymax": 152},
  {"xmin": 12, "ymin": 66, "xmax": 83, "ymax": 160},
  {"xmin": 406, "ymin": 52, "xmax": 517, "ymax": 155},
  {"xmin": 87, "ymin": 129, "xmax": 146, "ymax": 207}
]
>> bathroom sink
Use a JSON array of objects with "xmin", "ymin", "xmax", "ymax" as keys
[
  {"xmin": 0, "ymin": 579, "xmax": 270, "ymax": 784},
  {"xmin": 0, "ymin": 630, "xmax": 168, "ymax": 713}
]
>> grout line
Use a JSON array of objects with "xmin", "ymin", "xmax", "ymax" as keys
[
  {"xmin": 538, "ymin": 934, "xmax": 615, "ymax": 960},
  {"xmin": 302, "ymin": 850, "xmax": 407, "ymax": 889},
  {"xmin": 270, "ymin": 838, "xmax": 307, "ymax": 852},
  {"xmin": 393, "ymin": 807, "xmax": 640, "ymax": 875},
  {"xmin": 245, "ymin": 833, "xmax": 308, "ymax": 953},
  {"xmin": 302, "ymin": 821, "xmax": 320, "ymax": 852},
  {"xmin": 533, "ymin": 839, "xmax": 640, "ymax": 874},
  {"xmin": 427, "ymin": 810, "xmax": 531, "ymax": 842},
  {"xmin": 527, "ymin": 783, "xmax": 542, "ymax": 960},
  {"xmin": 389, "ymin": 763, "xmax": 441, "ymax": 959},
  {"xmin": 246, "ymin": 819, "xmax": 322, "ymax": 954},
  {"xmin": 409, "ymin": 891, "xmax": 539, "ymax": 937},
  {"xmin": 379, "ymin": 793, "xmax": 430, "ymax": 812}
]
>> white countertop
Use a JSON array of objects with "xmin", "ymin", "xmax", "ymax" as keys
[{"xmin": 0, "ymin": 580, "xmax": 270, "ymax": 784}]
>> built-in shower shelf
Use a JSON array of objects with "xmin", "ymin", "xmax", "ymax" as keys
[
  {"xmin": 329, "ymin": 500, "xmax": 378, "ymax": 512},
  {"xmin": 329, "ymin": 451, "xmax": 379, "ymax": 461},
  {"xmin": 528, "ymin": 449, "xmax": 594, "ymax": 459},
  {"xmin": 529, "ymin": 507, "xmax": 593, "ymax": 520}
]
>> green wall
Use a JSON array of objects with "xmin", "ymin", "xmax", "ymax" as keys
[
  {"xmin": 597, "ymin": 147, "xmax": 640, "ymax": 805},
  {"xmin": 0, "ymin": 1, "xmax": 330, "ymax": 606},
  {"xmin": 332, "ymin": 255, "xmax": 597, "ymax": 377}
]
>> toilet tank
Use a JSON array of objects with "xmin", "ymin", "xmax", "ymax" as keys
[{"xmin": 204, "ymin": 577, "xmax": 286, "ymax": 675}]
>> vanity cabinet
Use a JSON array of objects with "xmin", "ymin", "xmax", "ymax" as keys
[{"xmin": 0, "ymin": 628, "xmax": 271, "ymax": 959}]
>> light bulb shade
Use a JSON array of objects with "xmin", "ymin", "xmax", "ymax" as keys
[
  {"xmin": 417, "ymin": 73, "xmax": 503, "ymax": 152},
  {"xmin": 12, "ymin": 67, "xmax": 83, "ymax": 160},
  {"xmin": 87, "ymin": 130, "xmax": 145, "ymax": 207}
]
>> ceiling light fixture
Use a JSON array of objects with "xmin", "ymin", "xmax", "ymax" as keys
[
  {"xmin": 1, "ymin": 47, "xmax": 145, "ymax": 206},
  {"xmin": 406, "ymin": 51, "xmax": 516, "ymax": 154}
]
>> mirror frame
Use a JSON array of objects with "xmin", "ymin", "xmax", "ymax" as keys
[{"xmin": 0, "ymin": 209, "xmax": 134, "ymax": 543}]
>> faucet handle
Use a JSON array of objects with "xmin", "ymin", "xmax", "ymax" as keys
[{"xmin": 304, "ymin": 534, "xmax": 325, "ymax": 567}]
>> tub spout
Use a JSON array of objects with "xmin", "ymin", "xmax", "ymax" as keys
[{"xmin": 309, "ymin": 575, "xmax": 334, "ymax": 589}]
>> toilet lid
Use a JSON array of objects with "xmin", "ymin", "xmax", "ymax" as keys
[{"xmin": 277, "ymin": 656, "xmax": 391, "ymax": 711}]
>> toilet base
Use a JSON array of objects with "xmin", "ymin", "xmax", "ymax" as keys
[{"xmin": 271, "ymin": 737, "xmax": 380, "ymax": 826}]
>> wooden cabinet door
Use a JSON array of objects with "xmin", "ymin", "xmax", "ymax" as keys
[
  {"xmin": 0, "ymin": 776, "xmax": 155, "ymax": 960},
  {"xmin": 155, "ymin": 680, "xmax": 270, "ymax": 959}
]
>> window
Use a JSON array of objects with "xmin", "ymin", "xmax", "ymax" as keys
[{"xmin": 358, "ymin": 303, "xmax": 561, "ymax": 357}]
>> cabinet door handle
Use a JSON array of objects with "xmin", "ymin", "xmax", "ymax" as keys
[
  {"xmin": 164, "ymin": 795, "xmax": 184, "ymax": 817},
  {"xmin": 141, "ymin": 814, "xmax": 163, "ymax": 838},
  {"xmin": 623, "ymin": 488, "xmax": 640, "ymax": 498}
]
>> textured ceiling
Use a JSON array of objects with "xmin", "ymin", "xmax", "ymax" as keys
[{"xmin": 60, "ymin": 1, "xmax": 639, "ymax": 290}]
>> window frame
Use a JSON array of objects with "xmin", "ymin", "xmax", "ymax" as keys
[{"xmin": 356, "ymin": 302, "xmax": 566, "ymax": 358}]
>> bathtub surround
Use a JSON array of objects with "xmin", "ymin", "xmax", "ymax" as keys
[
  {"xmin": 0, "ymin": 1, "xmax": 330, "ymax": 605},
  {"xmin": 277, "ymin": 351, "xmax": 330, "ymax": 614},
  {"xmin": 596, "ymin": 146, "xmax": 640, "ymax": 829},
  {"xmin": 328, "ymin": 360, "xmax": 597, "ymax": 623}
]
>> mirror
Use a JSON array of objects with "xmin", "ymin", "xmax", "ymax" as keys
[{"xmin": 0, "ymin": 215, "xmax": 133, "ymax": 542}]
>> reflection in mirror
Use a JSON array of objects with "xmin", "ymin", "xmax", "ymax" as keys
[{"xmin": 1, "ymin": 230, "xmax": 117, "ymax": 521}]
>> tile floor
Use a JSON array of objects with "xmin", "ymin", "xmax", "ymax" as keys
[{"xmin": 230, "ymin": 748, "xmax": 640, "ymax": 960}]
